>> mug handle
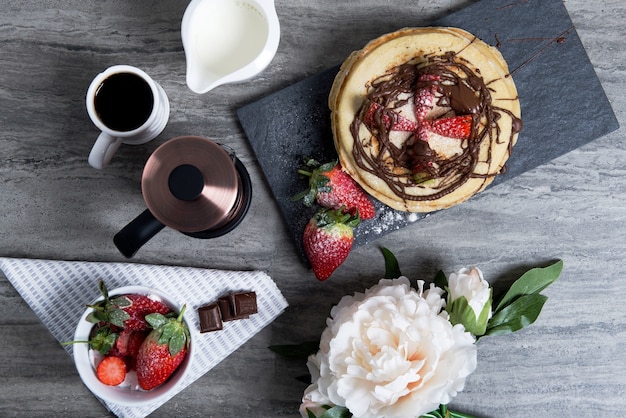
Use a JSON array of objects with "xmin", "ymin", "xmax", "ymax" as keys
[
  {"xmin": 88, "ymin": 132, "xmax": 124, "ymax": 169},
  {"xmin": 113, "ymin": 209, "xmax": 165, "ymax": 258}
]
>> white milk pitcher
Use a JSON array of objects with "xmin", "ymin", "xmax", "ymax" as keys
[{"xmin": 181, "ymin": 0, "xmax": 280, "ymax": 94}]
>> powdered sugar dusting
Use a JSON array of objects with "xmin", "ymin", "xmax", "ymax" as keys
[{"xmin": 354, "ymin": 201, "xmax": 430, "ymax": 241}]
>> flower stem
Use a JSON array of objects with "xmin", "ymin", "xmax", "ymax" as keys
[
  {"xmin": 422, "ymin": 405, "xmax": 480, "ymax": 418},
  {"xmin": 449, "ymin": 411, "xmax": 480, "ymax": 418}
]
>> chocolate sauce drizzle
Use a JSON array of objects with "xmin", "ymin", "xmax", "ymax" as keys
[
  {"xmin": 507, "ymin": 26, "xmax": 574, "ymax": 76},
  {"xmin": 349, "ymin": 44, "xmax": 522, "ymax": 203}
]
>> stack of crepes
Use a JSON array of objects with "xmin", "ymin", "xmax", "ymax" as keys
[{"xmin": 330, "ymin": 27, "xmax": 522, "ymax": 213}]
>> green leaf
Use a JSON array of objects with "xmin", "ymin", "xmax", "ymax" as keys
[
  {"xmin": 145, "ymin": 312, "xmax": 168, "ymax": 329},
  {"xmin": 421, "ymin": 404, "xmax": 480, "ymax": 418},
  {"xmin": 98, "ymin": 279, "xmax": 109, "ymax": 301},
  {"xmin": 447, "ymin": 296, "xmax": 489, "ymax": 336},
  {"xmin": 447, "ymin": 296, "xmax": 474, "ymax": 327},
  {"xmin": 433, "ymin": 270, "xmax": 448, "ymax": 290},
  {"xmin": 313, "ymin": 176, "xmax": 331, "ymax": 193},
  {"xmin": 475, "ymin": 296, "xmax": 492, "ymax": 336},
  {"xmin": 318, "ymin": 160, "xmax": 338, "ymax": 173},
  {"xmin": 159, "ymin": 322, "xmax": 177, "ymax": 344},
  {"xmin": 268, "ymin": 341, "xmax": 320, "ymax": 359},
  {"xmin": 421, "ymin": 411, "xmax": 443, "ymax": 418},
  {"xmin": 86, "ymin": 310, "xmax": 107, "ymax": 324},
  {"xmin": 111, "ymin": 296, "xmax": 132, "ymax": 309},
  {"xmin": 486, "ymin": 293, "xmax": 547, "ymax": 336},
  {"xmin": 108, "ymin": 308, "xmax": 130, "ymax": 328},
  {"xmin": 292, "ymin": 188, "xmax": 317, "ymax": 207},
  {"xmin": 345, "ymin": 212, "xmax": 360, "ymax": 228},
  {"xmin": 168, "ymin": 329, "xmax": 187, "ymax": 356},
  {"xmin": 449, "ymin": 412, "xmax": 479, "ymax": 418},
  {"xmin": 381, "ymin": 247, "xmax": 402, "ymax": 278},
  {"xmin": 88, "ymin": 328, "xmax": 118, "ymax": 354},
  {"xmin": 495, "ymin": 259, "xmax": 563, "ymax": 313},
  {"xmin": 318, "ymin": 406, "xmax": 351, "ymax": 418}
]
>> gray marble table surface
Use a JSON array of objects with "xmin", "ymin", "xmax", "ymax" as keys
[{"xmin": 1, "ymin": 1, "xmax": 624, "ymax": 417}]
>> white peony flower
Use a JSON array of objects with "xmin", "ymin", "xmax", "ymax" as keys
[
  {"xmin": 447, "ymin": 267, "xmax": 492, "ymax": 336},
  {"xmin": 300, "ymin": 277, "xmax": 477, "ymax": 418}
]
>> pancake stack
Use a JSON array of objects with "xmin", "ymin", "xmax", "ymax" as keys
[{"xmin": 329, "ymin": 27, "xmax": 522, "ymax": 212}]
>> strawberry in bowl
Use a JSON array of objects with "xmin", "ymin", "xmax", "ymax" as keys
[{"xmin": 70, "ymin": 281, "xmax": 193, "ymax": 407}]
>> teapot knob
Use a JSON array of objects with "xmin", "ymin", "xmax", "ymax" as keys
[{"xmin": 168, "ymin": 164, "xmax": 204, "ymax": 201}]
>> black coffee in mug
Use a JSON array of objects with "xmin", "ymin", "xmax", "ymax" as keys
[{"xmin": 94, "ymin": 72, "xmax": 154, "ymax": 132}]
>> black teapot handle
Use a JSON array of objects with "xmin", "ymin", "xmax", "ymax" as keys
[{"xmin": 113, "ymin": 209, "xmax": 165, "ymax": 258}]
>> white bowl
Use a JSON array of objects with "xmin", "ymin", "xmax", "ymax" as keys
[{"xmin": 72, "ymin": 285, "xmax": 194, "ymax": 407}]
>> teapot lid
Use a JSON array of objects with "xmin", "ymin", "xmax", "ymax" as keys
[{"xmin": 142, "ymin": 136, "xmax": 239, "ymax": 233}]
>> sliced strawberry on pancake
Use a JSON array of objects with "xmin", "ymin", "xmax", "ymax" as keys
[
  {"xmin": 428, "ymin": 114, "xmax": 472, "ymax": 139},
  {"xmin": 364, "ymin": 102, "xmax": 418, "ymax": 132},
  {"xmin": 417, "ymin": 115, "xmax": 473, "ymax": 159},
  {"xmin": 414, "ymin": 74, "xmax": 453, "ymax": 122}
]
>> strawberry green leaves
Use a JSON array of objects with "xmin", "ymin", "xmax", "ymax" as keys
[
  {"xmin": 85, "ymin": 280, "xmax": 132, "ymax": 328},
  {"xmin": 86, "ymin": 327, "xmax": 118, "ymax": 355},
  {"xmin": 292, "ymin": 159, "xmax": 337, "ymax": 207},
  {"xmin": 485, "ymin": 260, "xmax": 563, "ymax": 336},
  {"xmin": 293, "ymin": 159, "xmax": 375, "ymax": 220},
  {"xmin": 145, "ymin": 306, "xmax": 189, "ymax": 356},
  {"xmin": 103, "ymin": 299, "xmax": 132, "ymax": 328},
  {"xmin": 303, "ymin": 207, "xmax": 359, "ymax": 281}
]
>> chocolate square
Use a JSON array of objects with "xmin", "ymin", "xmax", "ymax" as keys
[
  {"xmin": 217, "ymin": 296, "xmax": 240, "ymax": 322},
  {"xmin": 198, "ymin": 303, "xmax": 223, "ymax": 333},
  {"xmin": 229, "ymin": 292, "xmax": 257, "ymax": 317}
]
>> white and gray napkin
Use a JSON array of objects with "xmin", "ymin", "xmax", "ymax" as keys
[{"xmin": 0, "ymin": 257, "xmax": 288, "ymax": 418}]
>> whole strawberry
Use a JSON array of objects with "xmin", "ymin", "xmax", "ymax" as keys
[
  {"xmin": 136, "ymin": 306, "xmax": 190, "ymax": 391},
  {"xmin": 303, "ymin": 207, "xmax": 360, "ymax": 281},
  {"xmin": 115, "ymin": 328, "xmax": 150, "ymax": 370},
  {"xmin": 293, "ymin": 159, "xmax": 376, "ymax": 220},
  {"xmin": 64, "ymin": 280, "xmax": 174, "ymax": 357},
  {"xmin": 86, "ymin": 280, "xmax": 173, "ymax": 332}
]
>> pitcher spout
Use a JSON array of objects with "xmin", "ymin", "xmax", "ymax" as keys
[
  {"xmin": 185, "ymin": 55, "xmax": 225, "ymax": 94},
  {"xmin": 181, "ymin": 0, "xmax": 280, "ymax": 94}
]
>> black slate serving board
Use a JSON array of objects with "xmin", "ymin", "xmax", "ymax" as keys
[{"xmin": 237, "ymin": 0, "xmax": 619, "ymax": 265}]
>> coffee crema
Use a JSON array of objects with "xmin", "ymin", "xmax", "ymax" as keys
[{"xmin": 94, "ymin": 72, "xmax": 154, "ymax": 132}]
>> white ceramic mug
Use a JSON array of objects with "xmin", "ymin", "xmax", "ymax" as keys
[{"xmin": 86, "ymin": 65, "xmax": 170, "ymax": 169}]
